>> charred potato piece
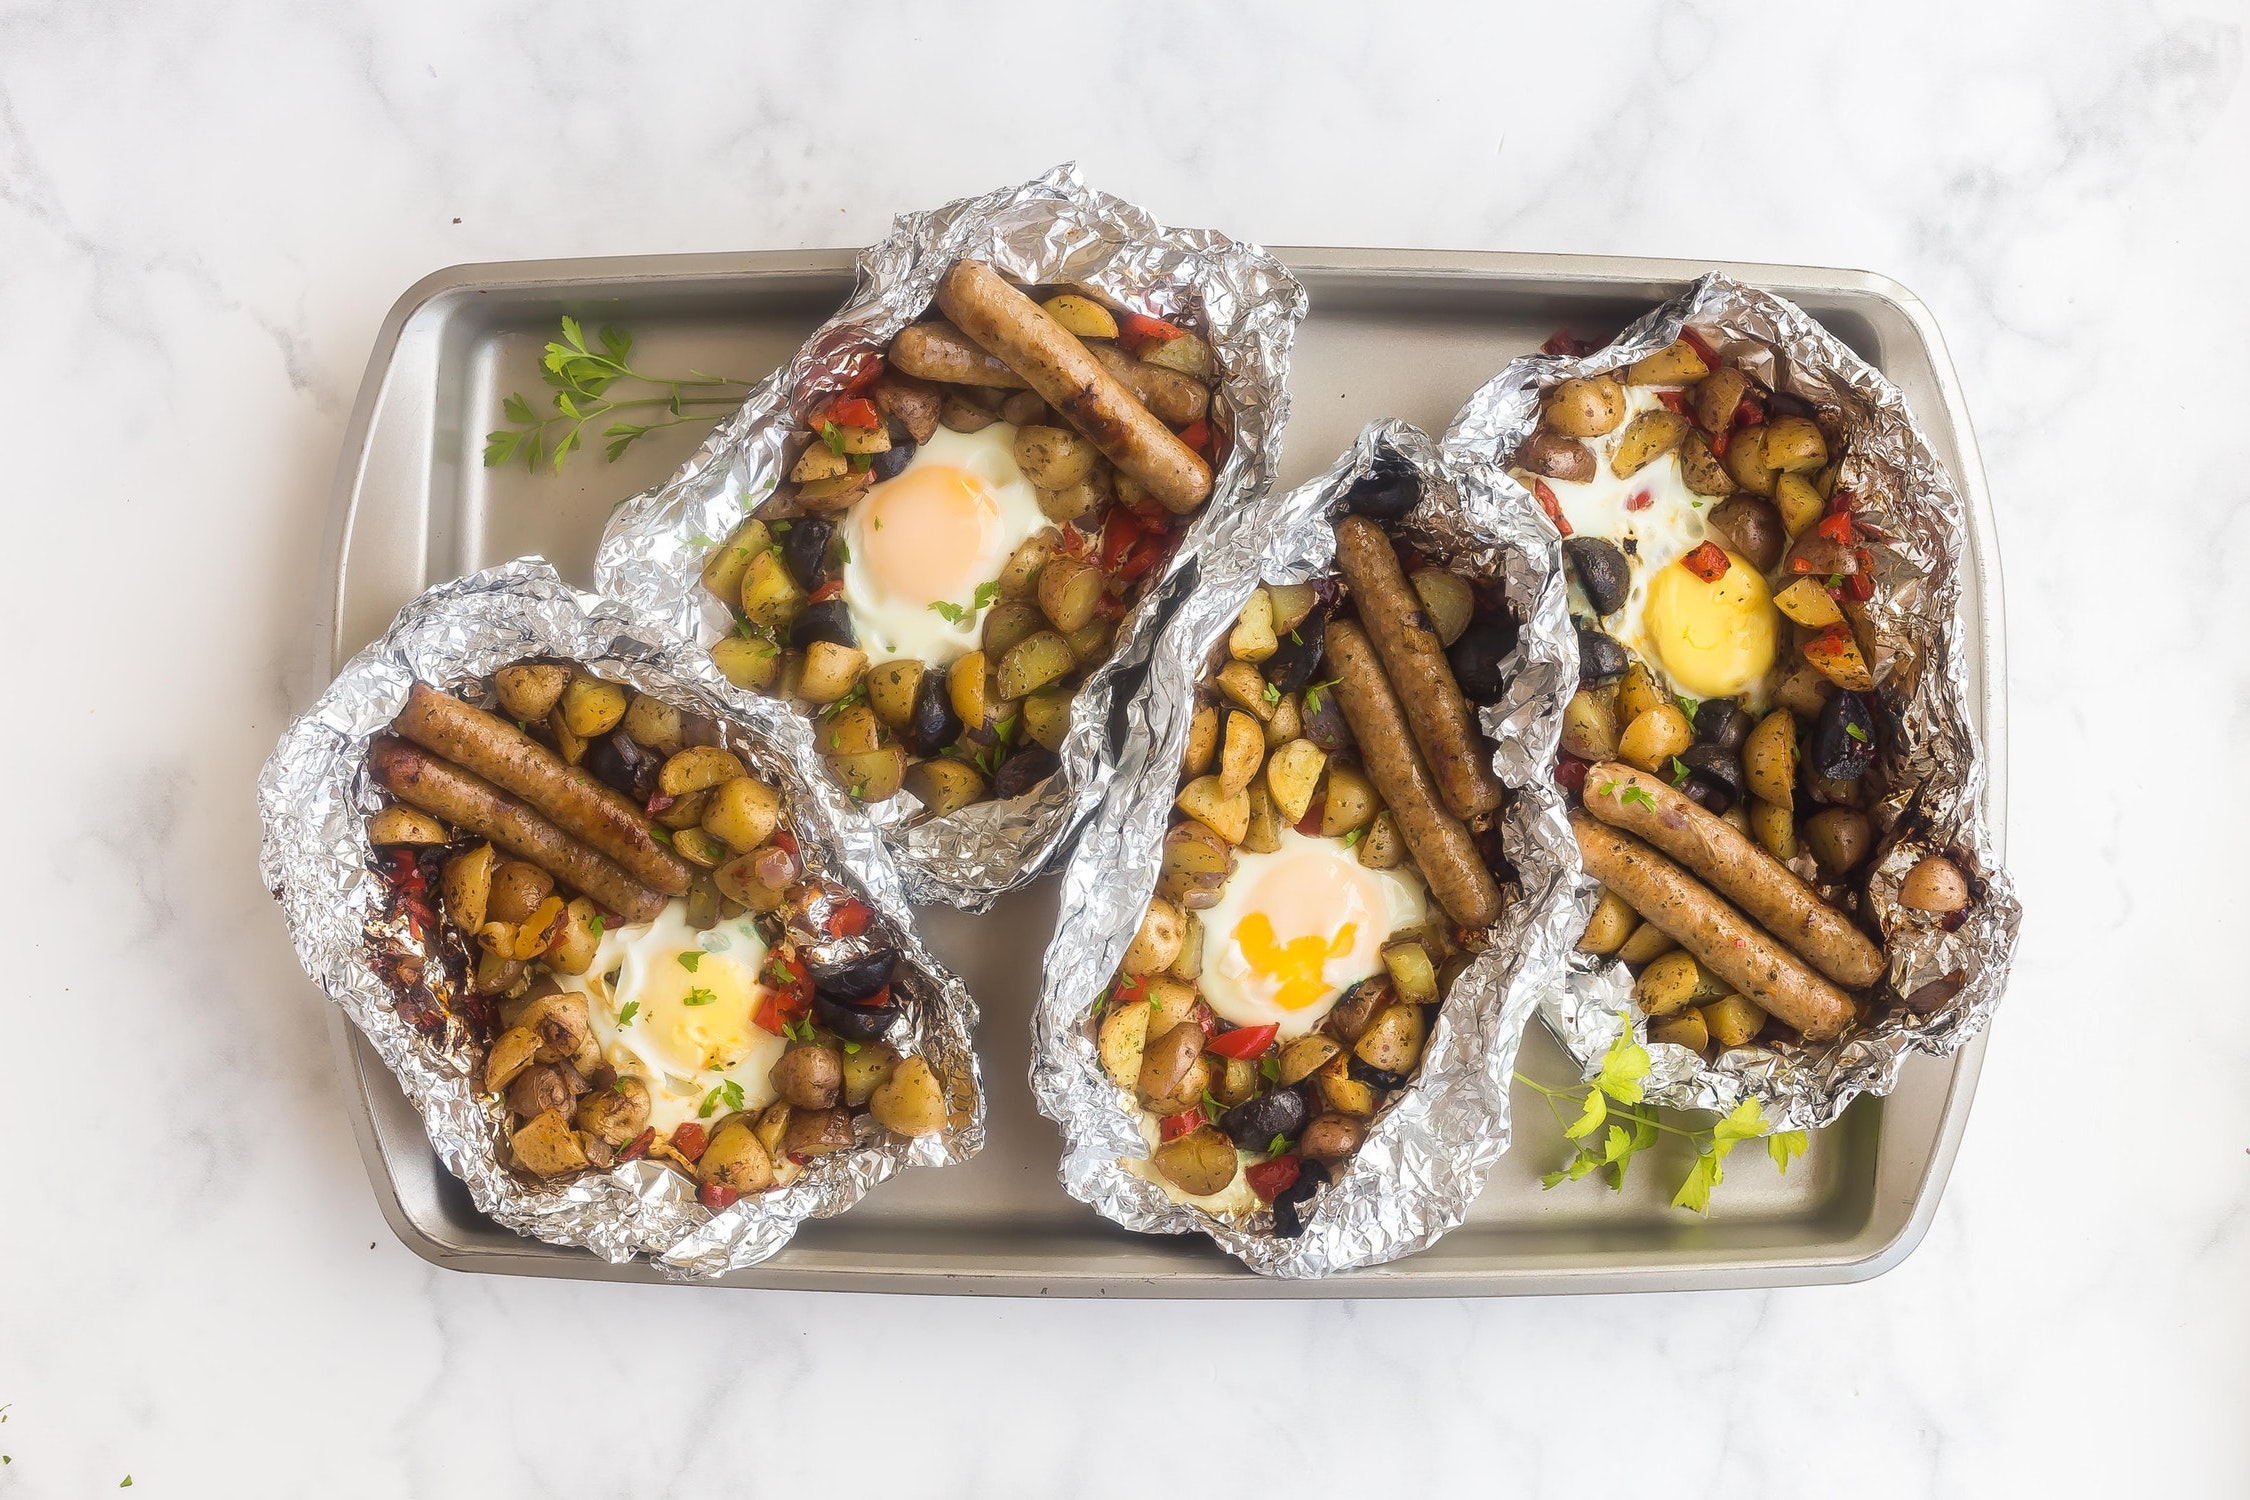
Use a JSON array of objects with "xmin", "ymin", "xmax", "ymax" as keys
[{"xmin": 486, "ymin": 860, "xmax": 554, "ymax": 924}]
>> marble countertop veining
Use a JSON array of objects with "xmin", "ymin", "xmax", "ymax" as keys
[{"xmin": 1, "ymin": 1, "xmax": 2244, "ymax": 1495}]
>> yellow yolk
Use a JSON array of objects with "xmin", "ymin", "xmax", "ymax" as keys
[
  {"xmin": 1230, "ymin": 912, "xmax": 1360, "ymax": 1013},
  {"xmin": 1642, "ymin": 549, "xmax": 1780, "ymax": 699},
  {"xmin": 857, "ymin": 464, "xmax": 1002, "ymax": 609}
]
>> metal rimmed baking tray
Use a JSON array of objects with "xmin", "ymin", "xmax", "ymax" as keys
[{"xmin": 316, "ymin": 248, "xmax": 2006, "ymax": 1296}]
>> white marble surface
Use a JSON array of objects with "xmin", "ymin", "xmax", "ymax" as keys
[{"xmin": 2, "ymin": 1, "xmax": 2245, "ymax": 1493}]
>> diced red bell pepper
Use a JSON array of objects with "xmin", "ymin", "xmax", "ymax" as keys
[
  {"xmin": 752, "ymin": 952, "xmax": 812, "ymax": 1036},
  {"xmin": 1109, "ymin": 972, "xmax": 1152, "ymax": 1011},
  {"xmin": 770, "ymin": 829, "xmax": 800, "ymax": 860},
  {"xmin": 1625, "ymin": 489, "xmax": 1652, "ymax": 513},
  {"xmin": 1555, "ymin": 755, "xmax": 1590, "ymax": 795},
  {"xmin": 824, "ymin": 897, "xmax": 875, "ymax": 938},
  {"xmin": 1816, "ymin": 511, "xmax": 1856, "ymax": 546},
  {"xmin": 1206, "ymin": 1023, "xmax": 1279, "ymax": 1060},
  {"xmin": 809, "ymin": 578, "xmax": 846, "ymax": 603},
  {"xmin": 668, "ymin": 1123, "xmax": 709, "ymax": 1163},
  {"xmin": 1531, "ymin": 477, "xmax": 1572, "ymax": 538},
  {"xmin": 1159, "ymin": 1108, "xmax": 1207, "ymax": 1143},
  {"xmin": 814, "ymin": 395, "xmax": 879, "ymax": 431},
  {"xmin": 1709, "ymin": 428, "xmax": 1731, "ymax": 458},
  {"xmin": 1118, "ymin": 310, "xmax": 1185, "ymax": 355},
  {"xmin": 1678, "ymin": 327, "xmax": 1722, "ymax": 370},
  {"xmin": 1116, "ymin": 533, "xmax": 1170, "ymax": 584},
  {"xmin": 1099, "ymin": 508, "xmax": 1145, "ymax": 572},
  {"xmin": 1244, "ymin": 1154, "xmax": 1302, "ymax": 1202},
  {"xmin": 1177, "ymin": 417, "xmax": 1210, "ymax": 454},
  {"xmin": 646, "ymin": 791, "xmax": 677, "ymax": 817},
  {"xmin": 1843, "ymin": 571, "xmax": 1875, "ymax": 603},
  {"xmin": 615, "ymin": 1127, "xmax": 655, "ymax": 1163},
  {"xmin": 841, "ymin": 355, "xmax": 886, "ymax": 396},
  {"xmin": 1541, "ymin": 331, "xmax": 1597, "ymax": 358},
  {"xmin": 382, "ymin": 850, "xmax": 427, "ymax": 894},
  {"xmin": 1681, "ymin": 542, "xmax": 1730, "ymax": 582},
  {"xmin": 1655, "ymin": 389, "xmax": 1689, "ymax": 414},
  {"xmin": 698, "ymin": 1182, "xmax": 740, "ymax": 1210},
  {"xmin": 1733, "ymin": 398, "xmax": 1765, "ymax": 428}
]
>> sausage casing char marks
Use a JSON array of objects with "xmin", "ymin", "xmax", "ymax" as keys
[
  {"xmin": 886, "ymin": 319, "xmax": 1032, "ymax": 390},
  {"xmin": 1571, "ymin": 810, "xmax": 1857, "ymax": 1042},
  {"xmin": 393, "ymin": 683, "xmax": 693, "ymax": 898},
  {"xmin": 1579, "ymin": 761, "xmax": 1884, "ymax": 989},
  {"xmin": 1087, "ymin": 341, "xmax": 1209, "ymax": 427},
  {"xmin": 367, "ymin": 736, "xmax": 667, "ymax": 923},
  {"xmin": 1332, "ymin": 516, "xmax": 1505, "ymax": 822},
  {"xmin": 1323, "ymin": 619, "xmax": 1502, "ymax": 929},
  {"xmin": 935, "ymin": 261, "xmax": 1211, "ymax": 514}
]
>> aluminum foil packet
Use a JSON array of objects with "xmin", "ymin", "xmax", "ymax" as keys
[
  {"xmin": 595, "ymin": 163, "xmax": 1307, "ymax": 911},
  {"xmin": 1450, "ymin": 273, "xmax": 2023, "ymax": 1132},
  {"xmin": 1031, "ymin": 421, "xmax": 1579, "ymax": 1277},
  {"xmin": 256, "ymin": 560, "xmax": 982, "ymax": 1276}
]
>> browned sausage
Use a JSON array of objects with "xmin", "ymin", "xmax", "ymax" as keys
[
  {"xmin": 1331, "ymin": 517, "xmax": 1505, "ymax": 821},
  {"xmin": 367, "ymin": 737, "xmax": 667, "ymax": 923},
  {"xmin": 1087, "ymin": 342, "xmax": 1209, "ymax": 427},
  {"xmin": 1571, "ymin": 811, "xmax": 1857, "ymax": 1042},
  {"xmin": 392, "ymin": 684, "xmax": 692, "ymax": 898},
  {"xmin": 1580, "ymin": 762, "xmax": 1884, "ymax": 988},
  {"xmin": 935, "ymin": 262, "xmax": 1212, "ymax": 513},
  {"xmin": 887, "ymin": 320, "xmax": 1031, "ymax": 389},
  {"xmin": 1324, "ymin": 620, "xmax": 1502, "ymax": 929}
]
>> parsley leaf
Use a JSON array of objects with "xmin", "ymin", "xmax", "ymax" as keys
[
  {"xmin": 819, "ymin": 421, "xmax": 848, "ymax": 457},
  {"xmin": 1268, "ymin": 1133, "xmax": 1288, "ymax": 1157},
  {"xmin": 1620, "ymin": 785, "xmax": 1657, "ymax": 812},
  {"xmin": 722, "ymin": 1079, "xmax": 746, "ymax": 1112},
  {"xmin": 1669, "ymin": 757, "xmax": 1692, "ymax": 785},
  {"xmin": 1845, "ymin": 721, "xmax": 1870, "ymax": 743},
  {"xmin": 677, "ymin": 951, "xmax": 702, "ymax": 972},
  {"xmin": 1262, "ymin": 681, "xmax": 1281, "ymax": 706},
  {"xmin": 589, "ymin": 912, "xmax": 604, "ymax": 937},
  {"xmin": 1259, "ymin": 1056, "xmax": 1281, "ymax": 1082},
  {"xmin": 1302, "ymin": 678, "xmax": 1339, "ymax": 714},
  {"xmin": 928, "ymin": 599, "xmax": 969, "ymax": 625},
  {"xmin": 617, "ymin": 1001, "xmax": 640, "ymax": 1027},
  {"xmin": 683, "ymin": 987, "xmax": 718, "ymax": 1007},
  {"xmin": 838, "ymin": 538, "xmax": 851, "ymax": 565},
  {"xmin": 1342, "ymin": 826, "xmax": 1364, "ymax": 847},
  {"xmin": 699, "ymin": 1085, "xmax": 726, "ymax": 1118},
  {"xmin": 1675, "ymin": 694, "xmax": 1699, "ymax": 724}
]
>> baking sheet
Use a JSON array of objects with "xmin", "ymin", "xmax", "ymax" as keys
[{"xmin": 314, "ymin": 249, "xmax": 2005, "ymax": 1295}]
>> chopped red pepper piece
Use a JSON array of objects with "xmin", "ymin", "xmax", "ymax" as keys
[
  {"xmin": 752, "ymin": 952, "xmax": 812, "ymax": 1036},
  {"xmin": 1099, "ymin": 507, "xmax": 1145, "ymax": 572},
  {"xmin": 382, "ymin": 850, "xmax": 426, "ymax": 894},
  {"xmin": 1709, "ymin": 428, "xmax": 1730, "ymax": 458},
  {"xmin": 1625, "ymin": 489, "xmax": 1653, "ymax": 513},
  {"xmin": 841, "ymin": 355, "xmax": 886, "ymax": 396},
  {"xmin": 1109, "ymin": 973, "xmax": 1152, "ymax": 1011},
  {"xmin": 1177, "ymin": 417, "xmax": 1210, "ymax": 453},
  {"xmin": 1115, "ymin": 533, "xmax": 1171, "ymax": 584},
  {"xmin": 668, "ymin": 1123, "xmax": 709, "ymax": 1163},
  {"xmin": 698, "ymin": 1182, "xmax": 740, "ymax": 1210},
  {"xmin": 770, "ymin": 829, "xmax": 800, "ymax": 860},
  {"xmin": 1206, "ymin": 1023, "xmax": 1279, "ymax": 1060},
  {"xmin": 1555, "ymin": 755, "xmax": 1590, "ymax": 795},
  {"xmin": 1541, "ymin": 331, "xmax": 1597, "ymax": 358},
  {"xmin": 1844, "ymin": 570, "xmax": 1875, "ymax": 602},
  {"xmin": 1159, "ymin": 1108, "xmax": 1207, "ymax": 1144},
  {"xmin": 1118, "ymin": 310, "xmax": 1185, "ymax": 355},
  {"xmin": 646, "ymin": 791, "xmax": 676, "ymax": 817},
  {"xmin": 1531, "ymin": 477, "xmax": 1572, "ymax": 538},
  {"xmin": 1733, "ymin": 398, "xmax": 1765, "ymax": 428},
  {"xmin": 1817, "ymin": 511, "xmax": 1856, "ymax": 545},
  {"xmin": 1678, "ymin": 327, "xmax": 1722, "ymax": 370},
  {"xmin": 824, "ymin": 898, "xmax": 875, "ymax": 938},
  {"xmin": 1681, "ymin": 542, "xmax": 1730, "ymax": 582},
  {"xmin": 1244, "ymin": 1154, "xmax": 1302, "ymax": 1202},
  {"xmin": 615, "ymin": 1127, "xmax": 655, "ymax": 1163},
  {"xmin": 1655, "ymin": 389, "xmax": 1689, "ymax": 414},
  {"xmin": 809, "ymin": 578, "xmax": 846, "ymax": 603},
  {"xmin": 814, "ymin": 395, "xmax": 879, "ymax": 431}
]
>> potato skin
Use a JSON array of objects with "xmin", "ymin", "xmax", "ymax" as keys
[
  {"xmin": 1122, "ymin": 899, "xmax": 1186, "ymax": 975},
  {"xmin": 1544, "ymin": 376, "xmax": 1626, "ymax": 438}
]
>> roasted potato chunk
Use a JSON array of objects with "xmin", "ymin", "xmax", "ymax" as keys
[
  {"xmin": 1610, "ymin": 410, "xmax": 1691, "ymax": 478},
  {"xmin": 1624, "ymin": 338, "xmax": 1711, "ymax": 386},
  {"xmin": 702, "ymin": 775, "xmax": 782, "ymax": 853},
  {"xmin": 869, "ymin": 1056, "xmax": 948, "ymax": 1136},
  {"xmin": 1318, "ymin": 763, "xmax": 1379, "ymax": 837},
  {"xmin": 495, "ymin": 663, "xmax": 571, "ymax": 723},
  {"xmin": 1545, "ymin": 376, "xmax": 1626, "ymax": 438},
  {"xmin": 366, "ymin": 806, "xmax": 447, "ymax": 847},
  {"xmin": 559, "ymin": 674, "xmax": 628, "ymax": 739},
  {"xmin": 1229, "ymin": 589, "xmax": 1278, "ymax": 662},
  {"xmin": 1177, "ymin": 774, "xmax": 1250, "ymax": 845},
  {"xmin": 1263, "ymin": 738, "xmax": 1326, "ymax": 826},
  {"xmin": 1123, "ymin": 898, "xmax": 1186, "ymax": 975},
  {"xmin": 510, "ymin": 1109, "xmax": 589, "ymax": 1177},
  {"xmin": 902, "ymin": 757, "xmax": 986, "ymax": 819}
]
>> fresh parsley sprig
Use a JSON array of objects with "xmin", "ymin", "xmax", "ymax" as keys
[
  {"xmin": 1516, "ymin": 1023, "xmax": 1809, "ymax": 1212},
  {"xmin": 484, "ymin": 317, "xmax": 754, "ymax": 472}
]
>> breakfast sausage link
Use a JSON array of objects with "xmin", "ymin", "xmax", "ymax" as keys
[
  {"xmin": 1087, "ymin": 342, "xmax": 1210, "ymax": 427},
  {"xmin": 367, "ymin": 737, "xmax": 668, "ymax": 923},
  {"xmin": 887, "ymin": 320, "xmax": 1032, "ymax": 390},
  {"xmin": 934, "ymin": 261, "xmax": 1212, "ymax": 513},
  {"xmin": 1324, "ymin": 619, "xmax": 1503, "ymax": 929},
  {"xmin": 1580, "ymin": 762, "xmax": 1885, "ymax": 988},
  {"xmin": 393, "ymin": 684, "xmax": 692, "ymax": 898},
  {"xmin": 1571, "ymin": 811, "xmax": 1857, "ymax": 1043},
  {"xmin": 1332, "ymin": 516, "xmax": 1505, "ymax": 822}
]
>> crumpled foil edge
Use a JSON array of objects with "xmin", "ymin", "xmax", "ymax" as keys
[
  {"xmin": 256, "ymin": 560, "xmax": 983, "ymax": 1276},
  {"xmin": 1030, "ymin": 421, "xmax": 1579, "ymax": 1277},
  {"xmin": 1449, "ymin": 272, "xmax": 2023, "ymax": 1132},
  {"xmin": 593, "ymin": 163, "xmax": 1308, "ymax": 912}
]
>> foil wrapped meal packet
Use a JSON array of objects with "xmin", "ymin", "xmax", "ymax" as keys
[
  {"xmin": 1449, "ymin": 273, "xmax": 2023, "ymax": 1132},
  {"xmin": 1030, "ymin": 421, "xmax": 1580, "ymax": 1277},
  {"xmin": 257, "ymin": 561, "xmax": 982, "ymax": 1275},
  {"xmin": 596, "ymin": 164, "xmax": 1307, "ymax": 911}
]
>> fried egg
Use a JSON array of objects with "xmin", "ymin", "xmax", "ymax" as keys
[
  {"xmin": 834, "ymin": 423, "xmax": 1050, "ymax": 666},
  {"xmin": 1196, "ymin": 827, "xmax": 1428, "ymax": 1038},
  {"xmin": 1547, "ymin": 387, "xmax": 1781, "ymax": 707},
  {"xmin": 557, "ymin": 900, "xmax": 784, "ymax": 1134}
]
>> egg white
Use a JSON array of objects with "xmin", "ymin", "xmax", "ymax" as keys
[
  {"xmin": 555, "ymin": 900, "xmax": 784, "ymax": 1134},
  {"xmin": 1195, "ymin": 827, "xmax": 1429, "ymax": 1039},
  {"xmin": 834, "ymin": 423, "xmax": 1051, "ymax": 666}
]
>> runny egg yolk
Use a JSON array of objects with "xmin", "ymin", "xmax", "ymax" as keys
[
  {"xmin": 1230, "ymin": 912, "xmax": 1360, "ymax": 1014},
  {"xmin": 856, "ymin": 463, "xmax": 1003, "ymax": 612},
  {"xmin": 1642, "ymin": 549, "xmax": 1779, "ymax": 700}
]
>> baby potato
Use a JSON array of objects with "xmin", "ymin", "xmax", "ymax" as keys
[
  {"xmin": 948, "ymin": 651, "xmax": 987, "ymax": 730},
  {"xmin": 1518, "ymin": 428, "xmax": 1595, "ymax": 482},
  {"xmin": 1037, "ymin": 557, "xmax": 1104, "ymax": 634},
  {"xmin": 1097, "ymin": 997, "xmax": 1151, "ymax": 1088},
  {"xmin": 1691, "ymin": 367, "xmax": 1749, "ymax": 440},
  {"xmin": 1649, "ymin": 1008, "xmax": 1709, "ymax": 1052},
  {"xmin": 1409, "ymin": 569, "xmax": 1475, "ymax": 647},
  {"xmin": 576, "ymin": 1076, "xmax": 651, "ymax": 1145},
  {"xmin": 1263, "ymin": 692, "xmax": 1302, "ymax": 750},
  {"xmin": 902, "ymin": 758, "xmax": 986, "ymax": 819},
  {"xmin": 1229, "ymin": 588, "xmax": 1279, "ymax": 663},
  {"xmin": 1616, "ymin": 921, "xmax": 1678, "ymax": 966},
  {"xmin": 770, "ymin": 1042, "xmax": 844, "ymax": 1111},
  {"xmin": 1749, "ymin": 797, "xmax": 1798, "ymax": 863},
  {"xmin": 1021, "ymin": 688, "xmax": 1073, "ymax": 753},
  {"xmin": 1014, "ymin": 425, "xmax": 1096, "ymax": 490},
  {"xmin": 1636, "ymin": 950, "xmax": 1721, "ymax": 1017},
  {"xmin": 1678, "ymin": 432, "xmax": 1732, "ymax": 495},
  {"xmin": 670, "ymin": 827, "xmax": 727, "ymax": 869},
  {"xmin": 619, "ymin": 694, "xmax": 684, "ymax": 755},
  {"xmin": 1216, "ymin": 661, "xmax": 1276, "ymax": 721},
  {"xmin": 1610, "ymin": 410, "xmax": 1691, "ymax": 479},
  {"xmin": 1775, "ymin": 663, "xmax": 1836, "ymax": 718},
  {"xmin": 510, "ymin": 1109, "xmax": 589, "ymax": 1177},
  {"xmin": 482, "ymin": 1026, "xmax": 541, "ymax": 1094},
  {"xmin": 1560, "ymin": 688, "xmax": 1621, "ymax": 764},
  {"xmin": 1544, "ymin": 375, "xmax": 1627, "ymax": 438},
  {"xmin": 1152, "ymin": 1126, "xmax": 1239, "ymax": 1198},
  {"xmin": 841, "ymin": 1042, "xmax": 899, "ymax": 1108},
  {"xmin": 739, "ymin": 550, "xmax": 807, "ymax": 631},
  {"xmin": 700, "ymin": 519, "xmax": 770, "ymax": 604},
  {"xmin": 1381, "ymin": 939, "xmax": 1439, "ymax": 1005},
  {"xmin": 701, "ymin": 775, "xmax": 782, "ymax": 853},
  {"xmin": 710, "ymin": 635, "xmax": 781, "ymax": 692},
  {"xmin": 1353, "ymin": 1003, "xmax": 1426, "ymax": 1075},
  {"xmin": 1804, "ymin": 807, "xmax": 1873, "ymax": 874},
  {"xmin": 1773, "ymin": 577, "xmax": 1846, "ymax": 628},
  {"xmin": 1804, "ymin": 628, "xmax": 1875, "ymax": 692},
  {"xmin": 1319, "ymin": 763, "xmax": 1380, "ymax": 837},
  {"xmin": 559, "ymin": 673, "xmax": 628, "ymax": 739},
  {"xmin": 546, "ymin": 898, "xmax": 604, "ymax": 976},
  {"xmin": 700, "ymin": 1118, "xmax": 776, "ymax": 1193},
  {"xmin": 1217, "ymin": 710, "xmax": 1265, "ymax": 798},
  {"xmin": 1177, "ymin": 774, "xmax": 1250, "ymax": 845},
  {"xmin": 486, "ymin": 860, "xmax": 554, "ymax": 924},
  {"xmin": 495, "ymin": 662, "xmax": 572, "ymax": 723},
  {"xmin": 1266, "ymin": 582, "xmax": 1318, "ymax": 636},
  {"xmin": 797, "ymin": 641, "xmax": 869, "ymax": 706},
  {"xmin": 1615, "ymin": 662, "xmax": 1668, "ymax": 724},
  {"xmin": 1900, "ymin": 854, "xmax": 1970, "ymax": 913},
  {"xmin": 1578, "ymin": 888, "xmax": 1638, "ymax": 955},
  {"xmin": 870, "ymin": 1055, "xmax": 949, "ymax": 1136},
  {"xmin": 1141, "ymin": 330, "xmax": 1213, "ymax": 382},
  {"xmin": 1356, "ymin": 809, "xmax": 1404, "ymax": 869},
  {"xmin": 1773, "ymin": 472, "xmax": 1826, "ymax": 538},
  {"xmin": 1743, "ymin": 708, "xmax": 1798, "ymax": 807},
  {"xmin": 1124, "ymin": 898, "xmax": 1187, "ymax": 975},
  {"xmin": 1242, "ymin": 785, "xmax": 1282, "ymax": 853},
  {"xmin": 784, "ymin": 1105, "xmax": 857, "ymax": 1159},
  {"xmin": 1171, "ymin": 912, "xmax": 1205, "ymax": 981},
  {"xmin": 1040, "ymin": 293, "xmax": 1118, "ymax": 340},
  {"xmin": 1761, "ymin": 415, "xmax": 1828, "ymax": 474},
  {"xmin": 1723, "ymin": 424, "xmax": 1777, "ymax": 497},
  {"xmin": 981, "ymin": 598, "xmax": 1045, "ymax": 659},
  {"xmin": 1619, "ymin": 704, "xmax": 1692, "ymax": 773},
  {"xmin": 1624, "ymin": 338, "xmax": 1711, "ymax": 386},
  {"xmin": 1264, "ymin": 738, "xmax": 1327, "ymax": 826},
  {"xmin": 1065, "ymin": 619, "xmax": 1111, "ymax": 668},
  {"xmin": 1700, "ymin": 993, "xmax": 1768, "ymax": 1048},
  {"xmin": 1183, "ymin": 702, "xmax": 1219, "ymax": 775},
  {"xmin": 998, "ymin": 531, "xmax": 1060, "ymax": 599},
  {"xmin": 660, "ymin": 746, "xmax": 749, "ymax": 797},
  {"xmin": 996, "ymin": 630, "xmax": 1074, "ymax": 701},
  {"xmin": 367, "ymin": 806, "xmax": 447, "ymax": 846},
  {"xmin": 1297, "ymin": 1112, "xmax": 1367, "ymax": 1165},
  {"xmin": 820, "ymin": 703, "xmax": 883, "ymax": 758},
  {"xmin": 829, "ymin": 744, "xmax": 907, "ymax": 803},
  {"xmin": 1156, "ymin": 822, "xmax": 1233, "ymax": 910},
  {"xmin": 1276, "ymin": 1034, "xmax": 1341, "ymax": 1087}
]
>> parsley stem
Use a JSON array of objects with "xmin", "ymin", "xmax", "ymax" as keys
[{"xmin": 1513, "ymin": 1073, "xmax": 1706, "ymax": 1140}]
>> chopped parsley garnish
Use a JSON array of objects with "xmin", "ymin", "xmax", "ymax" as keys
[
  {"xmin": 785, "ymin": 1015, "xmax": 817, "ymax": 1043},
  {"xmin": 1845, "ymin": 721, "xmax": 1870, "ymax": 743},
  {"xmin": 973, "ymin": 580, "xmax": 1001, "ymax": 612},
  {"xmin": 677, "ymin": 951, "xmax": 702, "ymax": 972},
  {"xmin": 819, "ymin": 421, "xmax": 848, "ymax": 457},
  {"xmin": 617, "ymin": 1001, "xmax": 640, "ymax": 1027},
  {"xmin": 683, "ymin": 987, "xmax": 719, "ymax": 1007},
  {"xmin": 1675, "ymin": 694, "xmax": 1698, "ymax": 724},
  {"xmin": 837, "ymin": 538, "xmax": 851, "ymax": 565},
  {"xmin": 1342, "ymin": 826, "xmax": 1364, "ymax": 847},
  {"xmin": 1262, "ymin": 681, "xmax": 1281, "ymax": 706},
  {"xmin": 1201, "ymin": 1089, "xmax": 1223, "ymax": 1116},
  {"xmin": 1670, "ymin": 757, "xmax": 1692, "ymax": 785},
  {"xmin": 1260, "ymin": 1056, "xmax": 1282, "ymax": 1082},
  {"xmin": 589, "ymin": 912, "xmax": 605, "ymax": 937},
  {"xmin": 928, "ymin": 599, "xmax": 970, "ymax": 625},
  {"xmin": 1303, "ymin": 678, "xmax": 1338, "ymax": 714},
  {"xmin": 1268, "ymin": 1133, "xmax": 1288, "ymax": 1157},
  {"xmin": 1620, "ymin": 785, "xmax": 1657, "ymax": 812}
]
